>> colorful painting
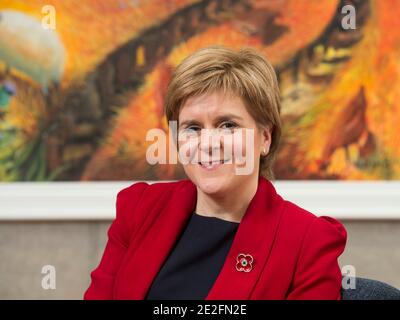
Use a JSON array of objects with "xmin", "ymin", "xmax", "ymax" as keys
[{"xmin": 0, "ymin": 0, "xmax": 399, "ymax": 181}]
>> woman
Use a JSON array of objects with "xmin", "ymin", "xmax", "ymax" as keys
[{"xmin": 84, "ymin": 46, "xmax": 347, "ymax": 300}]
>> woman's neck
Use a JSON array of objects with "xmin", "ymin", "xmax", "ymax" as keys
[{"xmin": 194, "ymin": 177, "xmax": 259, "ymax": 223}]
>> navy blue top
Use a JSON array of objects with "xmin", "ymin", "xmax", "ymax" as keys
[{"xmin": 145, "ymin": 212, "xmax": 240, "ymax": 300}]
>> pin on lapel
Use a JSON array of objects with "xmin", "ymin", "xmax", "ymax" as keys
[{"xmin": 235, "ymin": 253, "xmax": 253, "ymax": 272}]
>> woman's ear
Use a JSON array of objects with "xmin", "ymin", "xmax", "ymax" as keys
[{"xmin": 261, "ymin": 125, "xmax": 272, "ymax": 156}]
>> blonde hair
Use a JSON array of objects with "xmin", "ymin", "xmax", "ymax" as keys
[{"xmin": 164, "ymin": 45, "xmax": 282, "ymax": 179}]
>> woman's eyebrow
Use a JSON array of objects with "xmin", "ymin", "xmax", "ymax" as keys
[
  {"xmin": 213, "ymin": 114, "xmax": 243, "ymax": 123},
  {"xmin": 179, "ymin": 114, "xmax": 243, "ymax": 128}
]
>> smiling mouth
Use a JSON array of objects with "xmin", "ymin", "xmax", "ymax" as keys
[{"xmin": 198, "ymin": 159, "xmax": 229, "ymax": 169}]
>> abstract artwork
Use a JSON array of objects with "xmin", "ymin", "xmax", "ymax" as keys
[{"xmin": 0, "ymin": 0, "xmax": 399, "ymax": 181}]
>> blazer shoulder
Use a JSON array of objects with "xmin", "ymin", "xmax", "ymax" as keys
[
  {"xmin": 283, "ymin": 200, "xmax": 318, "ymax": 225},
  {"xmin": 281, "ymin": 199, "xmax": 346, "ymax": 241},
  {"xmin": 117, "ymin": 180, "xmax": 184, "ymax": 200},
  {"xmin": 117, "ymin": 181, "xmax": 149, "ymax": 200},
  {"xmin": 115, "ymin": 180, "xmax": 188, "ymax": 224}
]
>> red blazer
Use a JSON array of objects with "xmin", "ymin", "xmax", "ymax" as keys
[{"xmin": 84, "ymin": 176, "xmax": 347, "ymax": 300}]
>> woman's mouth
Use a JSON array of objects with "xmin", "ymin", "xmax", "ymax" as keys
[{"xmin": 198, "ymin": 159, "xmax": 228, "ymax": 170}]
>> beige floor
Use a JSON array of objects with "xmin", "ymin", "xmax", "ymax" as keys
[{"xmin": 0, "ymin": 220, "xmax": 399, "ymax": 299}]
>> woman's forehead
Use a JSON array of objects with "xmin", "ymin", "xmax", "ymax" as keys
[{"xmin": 179, "ymin": 92, "xmax": 246, "ymax": 118}]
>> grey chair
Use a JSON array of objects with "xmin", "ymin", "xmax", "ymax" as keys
[{"xmin": 341, "ymin": 277, "xmax": 400, "ymax": 300}]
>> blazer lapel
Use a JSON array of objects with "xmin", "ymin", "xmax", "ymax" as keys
[
  {"xmin": 117, "ymin": 176, "xmax": 284, "ymax": 299},
  {"xmin": 205, "ymin": 177, "xmax": 285, "ymax": 300}
]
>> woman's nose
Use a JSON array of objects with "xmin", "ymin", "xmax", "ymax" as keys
[{"xmin": 198, "ymin": 129, "xmax": 222, "ymax": 155}]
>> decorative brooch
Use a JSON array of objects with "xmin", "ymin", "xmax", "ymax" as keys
[{"xmin": 235, "ymin": 253, "xmax": 254, "ymax": 272}]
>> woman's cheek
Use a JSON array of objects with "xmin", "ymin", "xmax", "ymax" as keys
[
  {"xmin": 232, "ymin": 129, "xmax": 258, "ymax": 175},
  {"xmin": 178, "ymin": 136, "xmax": 200, "ymax": 165},
  {"xmin": 232, "ymin": 129, "xmax": 250, "ymax": 165}
]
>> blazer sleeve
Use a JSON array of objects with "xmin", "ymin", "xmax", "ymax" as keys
[
  {"xmin": 286, "ymin": 216, "xmax": 347, "ymax": 300},
  {"xmin": 83, "ymin": 182, "xmax": 147, "ymax": 300}
]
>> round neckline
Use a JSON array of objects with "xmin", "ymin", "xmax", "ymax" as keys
[{"xmin": 193, "ymin": 212, "xmax": 240, "ymax": 225}]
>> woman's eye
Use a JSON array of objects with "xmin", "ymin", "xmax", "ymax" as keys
[
  {"xmin": 220, "ymin": 122, "xmax": 237, "ymax": 131},
  {"xmin": 188, "ymin": 126, "xmax": 200, "ymax": 131},
  {"xmin": 185, "ymin": 126, "xmax": 200, "ymax": 134}
]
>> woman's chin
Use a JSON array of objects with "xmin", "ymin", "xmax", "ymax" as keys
[{"xmin": 196, "ymin": 177, "xmax": 227, "ymax": 196}]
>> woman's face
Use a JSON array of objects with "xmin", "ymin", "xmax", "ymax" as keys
[{"xmin": 177, "ymin": 90, "xmax": 271, "ymax": 196}]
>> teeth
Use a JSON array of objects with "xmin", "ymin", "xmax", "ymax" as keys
[{"xmin": 199, "ymin": 160, "xmax": 224, "ymax": 167}]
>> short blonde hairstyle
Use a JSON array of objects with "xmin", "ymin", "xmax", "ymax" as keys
[{"xmin": 164, "ymin": 45, "xmax": 282, "ymax": 179}]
